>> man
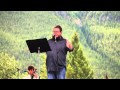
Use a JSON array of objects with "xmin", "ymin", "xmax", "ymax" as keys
[
  {"xmin": 23, "ymin": 65, "xmax": 39, "ymax": 79},
  {"xmin": 46, "ymin": 25, "xmax": 74, "ymax": 79}
]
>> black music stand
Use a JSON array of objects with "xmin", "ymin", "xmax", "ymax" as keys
[{"xmin": 26, "ymin": 38, "xmax": 51, "ymax": 79}]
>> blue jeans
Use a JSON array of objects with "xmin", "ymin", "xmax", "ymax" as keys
[{"xmin": 48, "ymin": 68, "xmax": 66, "ymax": 79}]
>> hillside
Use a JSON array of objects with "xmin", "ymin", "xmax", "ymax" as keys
[
  {"xmin": 0, "ymin": 11, "xmax": 76, "ymax": 73},
  {"xmin": 55, "ymin": 11, "xmax": 120, "ymax": 78},
  {"xmin": 0, "ymin": 11, "xmax": 120, "ymax": 79}
]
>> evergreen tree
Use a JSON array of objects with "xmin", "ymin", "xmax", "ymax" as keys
[
  {"xmin": 0, "ymin": 52, "xmax": 19, "ymax": 79},
  {"xmin": 66, "ymin": 32, "xmax": 93, "ymax": 79}
]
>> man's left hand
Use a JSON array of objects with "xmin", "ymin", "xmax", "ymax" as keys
[{"xmin": 66, "ymin": 39, "xmax": 73, "ymax": 50}]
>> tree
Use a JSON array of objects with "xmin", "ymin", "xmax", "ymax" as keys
[
  {"xmin": 66, "ymin": 32, "xmax": 93, "ymax": 79},
  {"xmin": 0, "ymin": 52, "xmax": 19, "ymax": 79}
]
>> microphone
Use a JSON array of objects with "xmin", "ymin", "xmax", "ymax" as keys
[{"xmin": 55, "ymin": 36, "xmax": 56, "ymax": 42}]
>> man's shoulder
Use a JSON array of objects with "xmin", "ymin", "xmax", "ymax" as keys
[
  {"xmin": 61, "ymin": 38, "xmax": 66, "ymax": 42},
  {"xmin": 60, "ymin": 36, "xmax": 66, "ymax": 41}
]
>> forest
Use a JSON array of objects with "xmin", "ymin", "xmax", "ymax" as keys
[{"xmin": 0, "ymin": 11, "xmax": 119, "ymax": 79}]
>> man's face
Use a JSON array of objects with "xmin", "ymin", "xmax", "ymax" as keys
[{"xmin": 53, "ymin": 28, "xmax": 62, "ymax": 37}]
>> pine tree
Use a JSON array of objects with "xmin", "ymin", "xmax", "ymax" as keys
[
  {"xmin": 0, "ymin": 52, "xmax": 19, "ymax": 79},
  {"xmin": 66, "ymin": 32, "xmax": 93, "ymax": 79}
]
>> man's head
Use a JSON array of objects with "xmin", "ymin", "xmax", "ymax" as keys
[
  {"xmin": 28, "ymin": 65, "xmax": 35, "ymax": 75},
  {"xmin": 53, "ymin": 25, "xmax": 62, "ymax": 37}
]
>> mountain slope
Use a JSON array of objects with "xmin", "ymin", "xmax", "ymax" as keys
[
  {"xmin": 0, "ymin": 11, "xmax": 120, "ymax": 79},
  {"xmin": 0, "ymin": 11, "xmax": 76, "ymax": 71},
  {"xmin": 55, "ymin": 11, "xmax": 120, "ymax": 79}
]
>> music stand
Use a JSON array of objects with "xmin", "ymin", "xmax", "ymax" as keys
[{"xmin": 26, "ymin": 38, "xmax": 51, "ymax": 79}]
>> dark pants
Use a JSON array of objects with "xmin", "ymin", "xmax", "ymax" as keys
[{"xmin": 47, "ymin": 67, "xmax": 66, "ymax": 79}]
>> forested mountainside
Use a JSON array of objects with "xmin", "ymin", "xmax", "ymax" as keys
[
  {"xmin": 55, "ymin": 11, "xmax": 120, "ymax": 78},
  {"xmin": 0, "ymin": 11, "xmax": 120, "ymax": 79}
]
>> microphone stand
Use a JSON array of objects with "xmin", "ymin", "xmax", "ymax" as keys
[{"xmin": 38, "ymin": 47, "xmax": 40, "ymax": 79}]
